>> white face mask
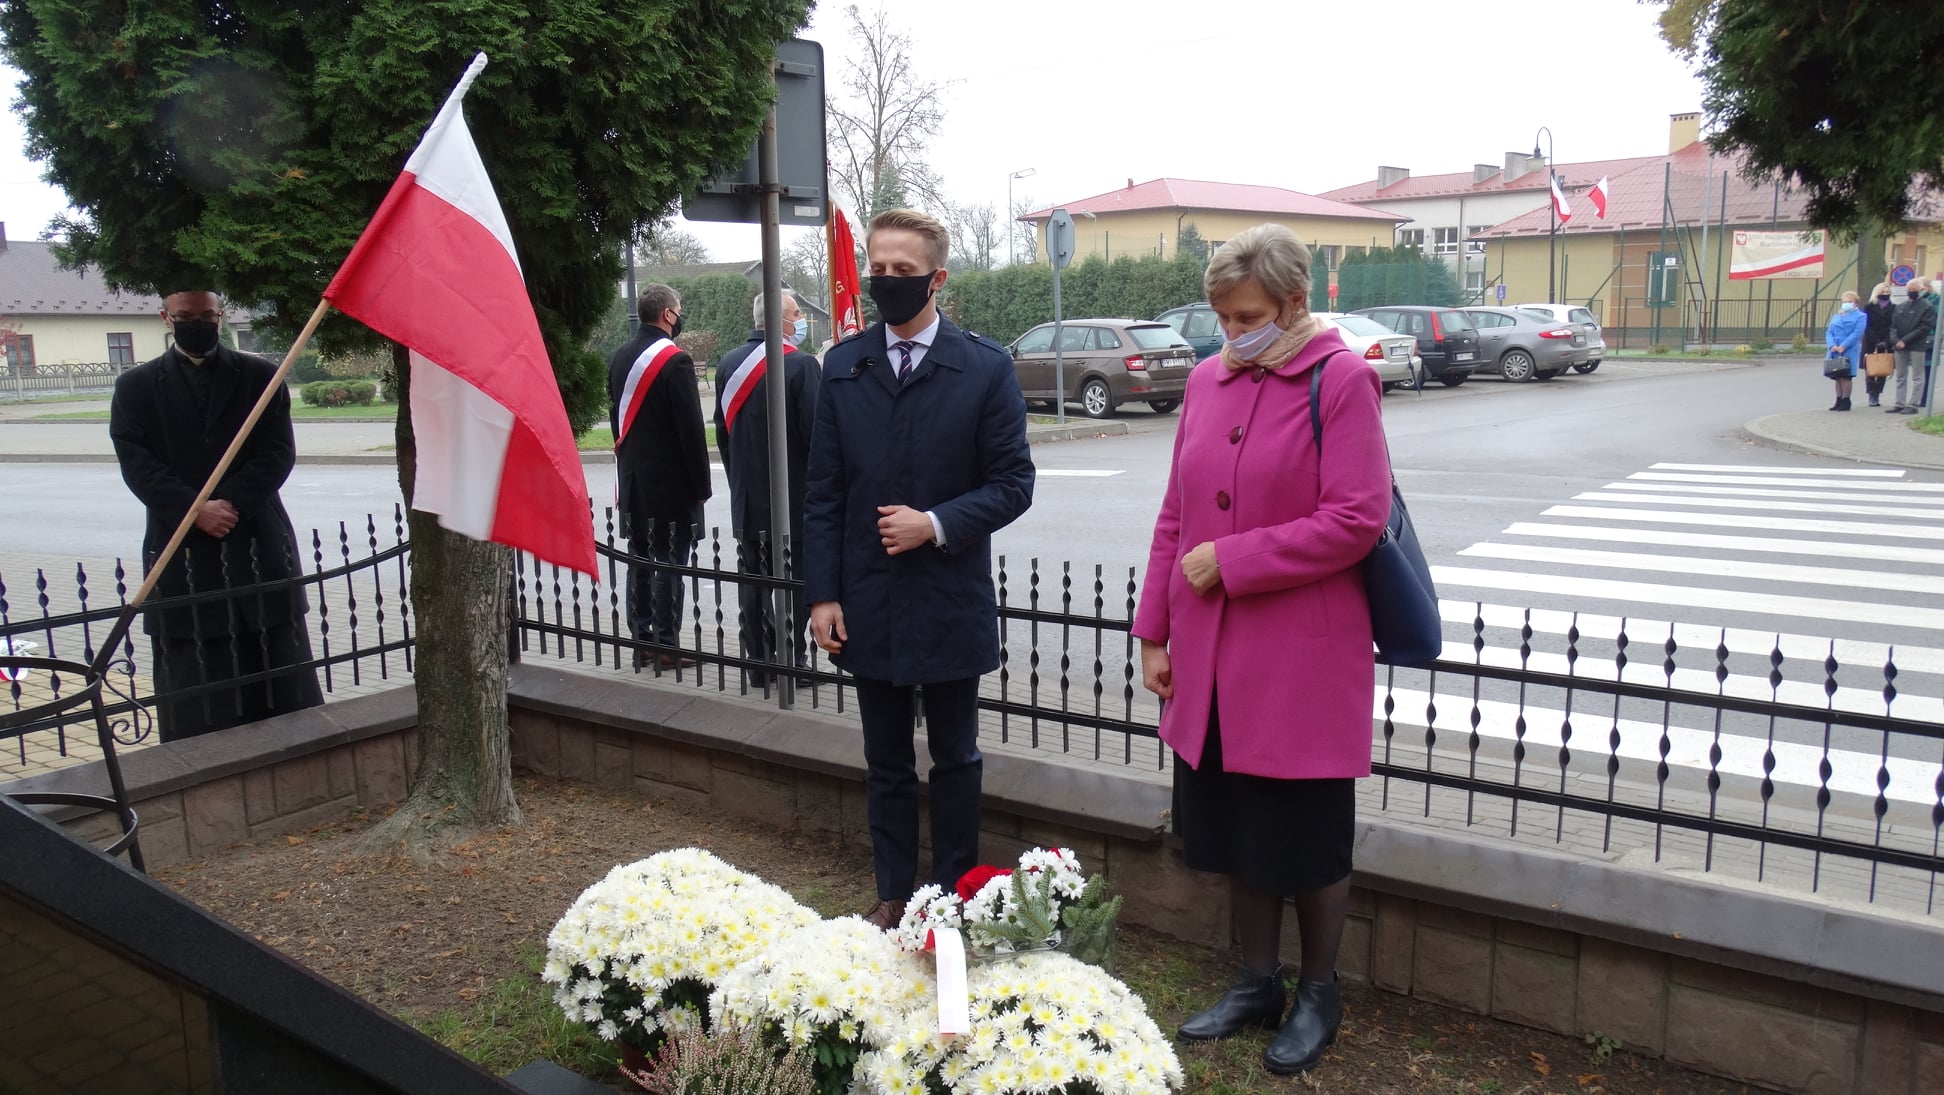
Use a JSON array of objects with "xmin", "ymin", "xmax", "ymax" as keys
[{"xmin": 1226, "ymin": 317, "xmax": 1286, "ymax": 360}]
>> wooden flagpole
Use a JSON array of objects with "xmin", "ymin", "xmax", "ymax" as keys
[{"xmin": 90, "ymin": 297, "xmax": 336, "ymax": 677}]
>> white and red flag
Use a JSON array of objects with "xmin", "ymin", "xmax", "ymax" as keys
[
  {"xmin": 1589, "ymin": 176, "xmax": 1610, "ymax": 219},
  {"xmin": 1549, "ymin": 174, "xmax": 1574, "ymax": 223},
  {"xmin": 324, "ymin": 53, "xmax": 596, "ymax": 576}
]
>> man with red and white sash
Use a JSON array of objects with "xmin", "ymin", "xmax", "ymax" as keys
[
  {"xmin": 713, "ymin": 290, "xmax": 824, "ymax": 687},
  {"xmin": 606, "ymin": 283, "xmax": 710, "ymax": 669}
]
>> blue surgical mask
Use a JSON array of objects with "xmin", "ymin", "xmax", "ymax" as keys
[
  {"xmin": 1841, "ymin": 301, "xmax": 1856, "ymax": 312},
  {"xmin": 1226, "ymin": 317, "xmax": 1286, "ymax": 360},
  {"xmin": 792, "ymin": 317, "xmax": 809, "ymax": 342}
]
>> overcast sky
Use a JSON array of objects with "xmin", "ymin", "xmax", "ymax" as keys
[{"xmin": 0, "ymin": 0, "xmax": 1705, "ymax": 261}]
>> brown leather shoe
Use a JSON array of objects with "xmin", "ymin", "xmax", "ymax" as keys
[
  {"xmin": 863, "ymin": 898, "xmax": 907, "ymax": 932},
  {"xmin": 654, "ymin": 653, "xmax": 700, "ymax": 669}
]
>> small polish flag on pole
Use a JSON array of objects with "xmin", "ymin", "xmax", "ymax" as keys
[
  {"xmin": 1589, "ymin": 176, "xmax": 1610, "ymax": 220},
  {"xmin": 1550, "ymin": 174, "xmax": 1574, "ymax": 224},
  {"xmin": 324, "ymin": 53, "xmax": 597, "ymax": 576}
]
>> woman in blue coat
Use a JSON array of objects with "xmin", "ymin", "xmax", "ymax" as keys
[{"xmin": 1825, "ymin": 291, "xmax": 1865, "ymax": 411}]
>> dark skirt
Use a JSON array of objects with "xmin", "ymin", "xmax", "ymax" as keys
[
  {"xmin": 1171, "ymin": 697, "xmax": 1356, "ymax": 896},
  {"xmin": 151, "ymin": 625, "xmax": 324, "ymax": 742}
]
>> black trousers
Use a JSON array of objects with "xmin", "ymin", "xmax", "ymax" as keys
[
  {"xmin": 736, "ymin": 535, "xmax": 807, "ymax": 679},
  {"xmin": 151, "ymin": 625, "xmax": 324, "ymax": 742},
  {"xmin": 626, "ymin": 521, "xmax": 696, "ymax": 647},
  {"xmin": 853, "ymin": 676, "xmax": 984, "ymax": 901}
]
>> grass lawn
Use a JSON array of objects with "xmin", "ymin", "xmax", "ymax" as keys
[{"xmin": 1912, "ymin": 415, "xmax": 1944, "ymax": 436}]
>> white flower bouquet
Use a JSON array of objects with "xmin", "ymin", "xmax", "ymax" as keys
[
  {"xmin": 893, "ymin": 848, "xmax": 1122, "ymax": 969},
  {"xmin": 713, "ymin": 916, "xmax": 938, "ymax": 1095},
  {"xmin": 542, "ymin": 848, "xmax": 818, "ymax": 1054},
  {"xmin": 857, "ymin": 951, "xmax": 1184, "ymax": 1095}
]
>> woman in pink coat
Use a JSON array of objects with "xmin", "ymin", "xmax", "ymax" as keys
[{"xmin": 1134, "ymin": 225, "xmax": 1391, "ymax": 1076}]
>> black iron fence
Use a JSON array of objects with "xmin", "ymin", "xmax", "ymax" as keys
[{"xmin": 6, "ymin": 513, "xmax": 1940, "ymax": 915}]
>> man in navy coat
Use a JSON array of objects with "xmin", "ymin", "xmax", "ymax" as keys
[{"xmin": 804, "ymin": 209, "xmax": 1036, "ymax": 930}]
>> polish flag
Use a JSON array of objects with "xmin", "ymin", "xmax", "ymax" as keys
[
  {"xmin": 1589, "ymin": 175, "xmax": 1610, "ymax": 220},
  {"xmin": 1550, "ymin": 174, "xmax": 1574, "ymax": 223},
  {"xmin": 324, "ymin": 54, "xmax": 596, "ymax": 576},
  {"xmin": 828, "ymin": 208, "xmax": 865, "ymax": 339}
]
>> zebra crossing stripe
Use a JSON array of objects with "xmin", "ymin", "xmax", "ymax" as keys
[
  {"xmin": 1501, "ymin": 521, "xmax": 1944, "ymax": 566},
  {"xmin": 1649, "ymin": 462, "xmax": 1907, "ymax": 477},
  {"xmin": 1631, "ymin": 471, "xmax": 1944, "ymax": 493},
  {"xmin": 1542, "ymin": 505, "xmax": 1944, "ymax": 540},
  {"xmin": 1371, "ymin": 687, "xmax": 1941, "ymax": 804},
  {"xmin": 1457, "ymin": 542, "xmax": 1944, "ymax": 596},
  {"xmin": 1602, "ymin": 481, "xmax": 1944, "ymax": 507},
  {"xmin": 1574, "ymin": 491, "xmax": 1944, "ymax": 521},
  {"xmin": 1430, "ymin": 566, "xmax": 1944, "ymax": 632}
]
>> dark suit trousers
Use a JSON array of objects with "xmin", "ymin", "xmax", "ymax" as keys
[
  {"xmin": 151, "ymin": 625, "xmax": 323, "ymax": 742},
  {"xmin": 853, "ymin": 675, "xmax": 984, "ymax": 901},
  {"xmin": 736, "ymin": 535, "xmax": 807, "ymax": 677},
  {"xmin": 626, "ymin": 520, "xmax": 696, "ymax": 647}
]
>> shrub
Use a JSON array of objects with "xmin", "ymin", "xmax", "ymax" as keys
[
  {"xmin": 1750, "ymin": 336, "xmax": 1775, "ymax": 351},
  {"xmin": 1650, "ymin": 343, "xmax": 1672, "ymax": 355},
  {"xmin": 300, "ymin": 380, "xmax": 378, "ymax": 407},
  {"xmin": 1696, "ymin": 347, "xmax": 1714, "ymax": 357},
  {"xmin": 622, "ymin": 1020, "xmax": 814, "ymax": 1095},
  {"xmin": 1733, "ymin": 344, "xmax": 1757, "ymax": 357},
  {"xmin": 1792, "ymin": 332, "xmax": 1811, "ymax": 351}
]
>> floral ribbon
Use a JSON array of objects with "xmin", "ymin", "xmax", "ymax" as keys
[{"xmin": 929, "ymin": 927, "xmax": 969, "ymax": 1036}]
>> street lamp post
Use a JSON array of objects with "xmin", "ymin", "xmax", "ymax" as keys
[
  {"xmin": 1008, "ymin": 167, "xmax": 1036, "ymax": 265},
  {"xmin": 1534, "ymin": 127, "xmax": 1557, "ymax": 303}
]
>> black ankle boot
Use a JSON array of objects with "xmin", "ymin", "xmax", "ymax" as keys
[
  {"xmin": 1264, "ymin": 974, "xmax": 1343, "ymax": 1075},
  {"xmin": 1839, "ymin": 397, "xmax": 1852, "ymax": 411},
  {"xmin": 1176, "ymin": 966, "xmax": 1286, "ymax": 1042}
]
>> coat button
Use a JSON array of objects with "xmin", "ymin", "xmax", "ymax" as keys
[
  {"xmin": 1216, "ymin": 490, "xmax": 1231, "ymax": 510},
  {"xmin": 1228, "ymin": 426, "xmax": 1243, "ymax": 444},
  {"xmin": 1250, "ymin": 368, "xmax": 1265, "ymax": 384}
]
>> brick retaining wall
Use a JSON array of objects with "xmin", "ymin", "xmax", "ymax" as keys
[{"xmin": 7, "ymin": 665, "xmax": 1941, "ymax": 1095}]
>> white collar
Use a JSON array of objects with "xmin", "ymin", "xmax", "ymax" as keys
[{"xmin": 886, "ymin": 312, "xmax": 941, "ymax": 351}]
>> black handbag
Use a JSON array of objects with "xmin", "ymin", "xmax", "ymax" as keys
[
  {"xmin": 1823, "ymin": 354, "xmax": 1851, "ymax": 379},
  {"xmin": 1310, "ymin": 357, "xmax": 1444, "ymax": 667}
]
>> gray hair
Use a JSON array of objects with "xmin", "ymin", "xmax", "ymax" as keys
[
  {"xmin": 1204, "ymin": 224, "xmax": 1313, "ymax": 307},
  {"xmin": 753, "ymin": 289, "xmax": 798, "ymax": 327},
  {"xmin": 637, "ymin": 283, "xmax": 680, "ymax": 326}
]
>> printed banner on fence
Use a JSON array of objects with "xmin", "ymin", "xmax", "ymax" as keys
[{"xmin": 1729, "ymin": 230, "xmax": 1827, "ymax": 281}]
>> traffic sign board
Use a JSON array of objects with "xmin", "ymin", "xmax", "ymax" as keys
[
  {"xmin": 1048, "ymin": 209, "xmax": 1076, "ymax": 269},
  {"xmin": 1495, "ymin": 282, "xmax": 1507, "ymax": 302},
  {"xmin": 1891, "ymin": 264, "xmax": 1917, "ymax": 286}
]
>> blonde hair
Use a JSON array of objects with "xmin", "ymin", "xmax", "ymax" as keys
[
  {"xmin": 1841, "ymin": 290, "xmax": 1860, "ymax": 303},
  {"xmin": 868, "ymin": 209, "xmax": 950, "ymax": 270},
  {"xmin": 1205, "ymin": 225, "xmax": 1312, "ymax": 307}
]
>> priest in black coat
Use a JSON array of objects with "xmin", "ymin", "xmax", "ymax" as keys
[{"xmin": 108, "ymin": 290, "xmax": 321, "ymax": 741}]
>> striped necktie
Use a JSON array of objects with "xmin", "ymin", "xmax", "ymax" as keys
[{"xmin": 894, "ymin": 340, "xmax": 917, "ymax": 382}]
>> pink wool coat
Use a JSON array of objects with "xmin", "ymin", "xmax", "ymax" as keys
[{"xmin": 1131, "ymin": 327, "xmax": 1392, "ymax": 779}]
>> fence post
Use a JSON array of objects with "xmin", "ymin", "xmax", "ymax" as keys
[{"xmin": 66, "ymin": 363, "xmax": 76, "ymax": 394}]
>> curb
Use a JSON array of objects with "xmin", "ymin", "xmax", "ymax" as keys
[
  {"xmin": 1739, "ymin": 415, "xmax": 1944, "ymax": 472},
  {"xmin": 0, "ymin": 421, "xmax": 1128, "ymax": 468}
]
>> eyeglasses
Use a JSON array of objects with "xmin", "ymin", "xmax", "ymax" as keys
[{"xmin": 168, "ymin": 311, "xmax": 221, "ymax": 323}]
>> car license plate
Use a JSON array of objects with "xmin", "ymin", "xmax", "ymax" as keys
[{"xmin": 1453, "ymin": 352, "xmax": 1475, "ymax": 363}]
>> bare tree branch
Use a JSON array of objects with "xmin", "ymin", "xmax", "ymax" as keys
[{"xmin": 827, "ymin": 4, "xmax": 948, "ymax": 219}]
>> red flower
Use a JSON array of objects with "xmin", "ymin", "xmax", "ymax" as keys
[{"xmin": 956, "ymin": 865, "xmax": 1013, "ymax": 901}]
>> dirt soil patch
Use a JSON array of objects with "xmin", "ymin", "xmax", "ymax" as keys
[{"xmin": 157, "ymin": 776, "xmax": 1767, "ymax": 1094}]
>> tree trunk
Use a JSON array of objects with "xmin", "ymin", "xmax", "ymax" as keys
[{"xmin": 364, "ymin": 345, "xmax": 521, "ymax": 851}]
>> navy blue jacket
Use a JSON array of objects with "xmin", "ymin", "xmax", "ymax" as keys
[{"xmin": 803, "ymin": 316, "xmax": 1035, "ymax": 685}]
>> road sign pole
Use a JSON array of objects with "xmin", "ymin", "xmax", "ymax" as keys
[{"xmin": 1047, "ymin": 208, "xmax": 1076, "ymax": 425}]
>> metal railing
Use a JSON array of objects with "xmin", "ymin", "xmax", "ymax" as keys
[
  {"xmin": 0, "ymin": 360, "xmax": 133, "ymax": 399},
  {"xmin": 6, "ymin": 512, "xmax": 1939, "ymax": 915}
]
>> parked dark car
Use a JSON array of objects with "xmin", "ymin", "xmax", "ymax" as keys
[
  {"xmin": 1008, "ymin": 319, "xmax": 1195, "ymax": 418},
  {"xmin": 1461, "ymin": 306, "xmax": 1584, "ymax": 382},
  {"xmin": 1155, "ymin": 302, "xmax": 1225, "ymax": 360},
  {"xmin": 1352, "ymin": 306, "xmax": 1481, "ymax": 386}
]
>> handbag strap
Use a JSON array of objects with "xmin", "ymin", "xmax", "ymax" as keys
[{"xmin": 1309, "ymin": 351, "xmax": 1400, "ymax": 488}]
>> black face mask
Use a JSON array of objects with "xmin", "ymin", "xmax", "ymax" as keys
[
  {"xmin": 868, "ymin": 273, "xmax": 937, "ymax": 327},
  {"xmin": 665, "ymin": 313, "xmax": 685, "ymax": 339},
  {"xmin": 172, "ymin": 318, "xmax": 222, "ymax": 357},
  {"xmin": 1878, "ymin": 297, "xmax": 1891, "ymax": 305},
  {"xmin": 1909, "ymin": 293, "xmax": 1921, "ymax": 303}
]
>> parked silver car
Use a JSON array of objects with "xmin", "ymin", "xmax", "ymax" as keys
[
  {"xmin": 1515, "ymin": 303, "xmax": 1605, "ymax": 373},
  {"xmin": 1314, "ymin": 312, "xmax": 1421, "ymax": 391},
  {"xmin": 1461, "ymin": 306, "xmax": 1585, "ymax": 382}
]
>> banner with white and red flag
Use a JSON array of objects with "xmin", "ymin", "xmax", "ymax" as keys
[
  {"xmin": 323, "ymin": 53, "xmax": 597, "ymax": 577},
  {"xmin": 828, "ymin": 207, "xmax": 865, "ymax": 339},
  {"xmin": 1549, "ymin": 174, "xmax": 1574, "ymax": 223},
  {"xmin": 1588, "ymin": 175, "xmax": 1610, "ymax": 220}
]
